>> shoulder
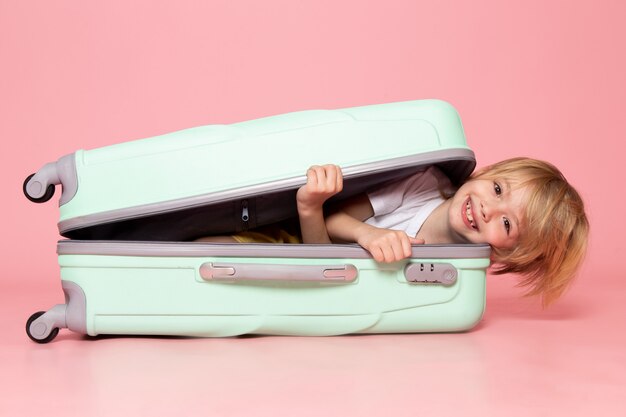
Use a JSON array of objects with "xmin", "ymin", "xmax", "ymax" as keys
[
  {"xmin": 369, "ymin": 165, "xmax": 452, "ymax": 196},
  {"xmin": 405, "ymin": 165, "xmax": 451, "ymax": 190},
  {"xmin": 424, "ymin": 165, "xmax": 455, "ymax": 195},
  {"xmin": 424, "ymin": 165, "xmax": 450, "ymax": 184}
]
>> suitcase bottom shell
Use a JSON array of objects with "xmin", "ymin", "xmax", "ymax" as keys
[{"xmin": 27, "ymin": 240, "xmax": 490, "ymax": 343}]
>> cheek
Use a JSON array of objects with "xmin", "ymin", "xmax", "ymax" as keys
[
  {"xmin": 483, "ymin": 226, "xmax": 511, "ymax": 248},
  {"xmin": 449, "ymin": 201, "xmax": 464, "ymax": 226}
]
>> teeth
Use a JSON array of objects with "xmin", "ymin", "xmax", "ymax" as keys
[{"xmin": 466, "ymin": 201, "xmax": 476, "ymax": 229}]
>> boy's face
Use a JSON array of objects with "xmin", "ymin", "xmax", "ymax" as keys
[{"xmin": 447, "ymin": 177, "xmax": 528, "ymax": 250}]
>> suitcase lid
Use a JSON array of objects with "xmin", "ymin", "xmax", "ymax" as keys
[{"xmin": 27, "ymin": 100, "xmax": 476, "ymax": 241}]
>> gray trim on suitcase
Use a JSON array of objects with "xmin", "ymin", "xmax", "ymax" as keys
[
  {"xmin": 27, "ymin": 281, "xmax": 87, "ymax": 342},
  {"xmin": 57, "ymin": 240, "xmax": 491, "ymax": 259},
  {"xmin": 57, "ymin": 148, "xmax": 475, "ymax": 235},
  {"xmin": 25, "ymin": 154, "xmax": 78, "ymax": 205},
  {"xmin": 63, "ymin": 280, "xmax": 87, "ymax": 335}
]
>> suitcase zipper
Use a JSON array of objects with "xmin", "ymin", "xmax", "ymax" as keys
[{"xmin": 241, "ymin": 199, "xmax": 250, "ymax": 231}]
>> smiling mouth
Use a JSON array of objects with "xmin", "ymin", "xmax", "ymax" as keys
[{"xmin": 464, "ymin": 198, "xmax": 478, "ymax": 230}]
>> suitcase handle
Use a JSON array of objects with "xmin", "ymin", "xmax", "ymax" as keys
[{"xmin": 199, "ymin": 262, "xmax": 358, "ymax": 283}]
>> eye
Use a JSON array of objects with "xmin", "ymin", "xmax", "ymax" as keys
[
  {"xmin": 503, "ymin": 218, "xmax": 511, "ymax": 234},
  {"xmin": 494, "ymin": 182, "xmax": 502, "ymax": 196}
]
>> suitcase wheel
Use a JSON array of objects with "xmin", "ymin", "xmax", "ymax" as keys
[
  {"xmin": 23, "ymin": 173, "xmax": 55, "ymax": 203},
  {"xmin": 26, "ymin": 311, "xmax": 60, "ymax": 344}
]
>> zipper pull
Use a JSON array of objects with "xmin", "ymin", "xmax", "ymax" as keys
[{"xmin": 241, "ymin": 200, "xmax": 249, "ymax": 222}]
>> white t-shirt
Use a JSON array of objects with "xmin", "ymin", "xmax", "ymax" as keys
[{"xmin": 365, "ymin": 166, "xmax": 453, "ymax": 238}]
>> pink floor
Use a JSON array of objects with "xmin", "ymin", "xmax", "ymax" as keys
[{"xmin": 2, "ymin": 268, "xmax": 624, "ymax": 417}]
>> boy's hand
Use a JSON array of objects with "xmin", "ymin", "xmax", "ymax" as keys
[
  {"xmin": 357, "ymin": 227, "xmax": 424, "ymax": 263},
  {"xmin": 297, "ymin": 165, "xmax": 343, "ymax": 216}
]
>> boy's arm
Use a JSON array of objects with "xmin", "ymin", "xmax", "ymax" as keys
[
  {"xmin": 325, "ymin": 195, "xmax": 424, "ymax": 262},
  {"xmin": 296, "ymin": 165, "xmax": 343, "ymax": 244}
]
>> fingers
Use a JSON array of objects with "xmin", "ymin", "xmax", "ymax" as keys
[
  {"xmin": 306, "ymin": 166, "xmax": 318, "ymax": 187},
  {"xmin": 370, "ymin": 241, "xmax": 403, "ymax": 263},
  {"xmin": 305, "ymin": 164, "xmax": 343, "ymax": 194},
  {"xmin": 363, "ymin": 230, "xmax": 421, "ymax": 263},
  {"xmin": 298, "ymin": 165, "xmax": 344, "ymax": 211},
  {"xmin": 381, "ymin": 233, "xmax": 409, "ymax": 261},
  {"xmin": 335, "ymin": 165, "xmax": 343, "ymax": 193}
]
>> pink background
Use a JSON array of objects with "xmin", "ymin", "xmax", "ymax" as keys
[{"xmin": 1, "ymin": 1, "xmax": 624, "ymax": 416}]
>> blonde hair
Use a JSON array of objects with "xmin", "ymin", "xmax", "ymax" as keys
[{"xmin": 472, "ymin": 158, "xmax": 589, "ymax": 306}]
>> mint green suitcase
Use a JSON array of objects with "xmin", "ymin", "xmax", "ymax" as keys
[{"xmin": 24, "ymin": 100, "xmax": 490, "ymax": 343}]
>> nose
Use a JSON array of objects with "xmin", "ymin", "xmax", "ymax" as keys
[
  {"xmin": 480, "ymin": 200, "xmax": 493, "ymax": 221},
  {"xmin": 480, "ymin": 198, "xmax": 506, "ymax": 222}
]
